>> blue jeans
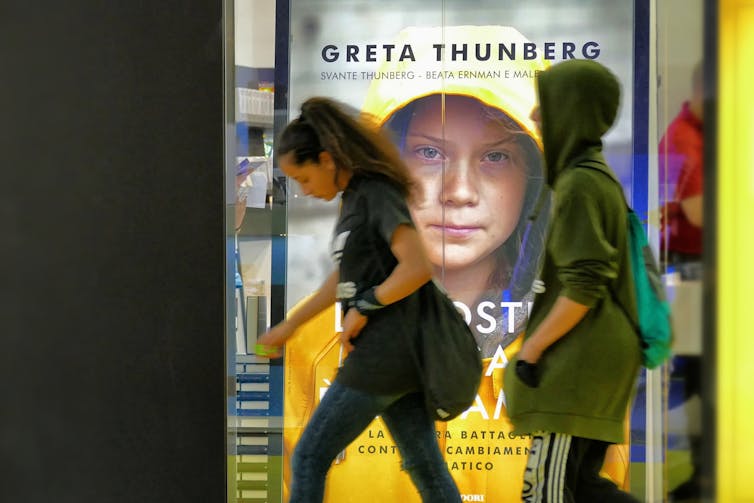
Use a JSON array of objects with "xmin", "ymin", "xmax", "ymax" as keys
[{"xmin": 289, "ymin": 380, "xmax": 461, "ymax": 503}]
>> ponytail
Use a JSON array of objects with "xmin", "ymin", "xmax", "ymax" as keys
[{"xmin": 277, "ymin": 97, "xmax": 415, "ymax": 198}]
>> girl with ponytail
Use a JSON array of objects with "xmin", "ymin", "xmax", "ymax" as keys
[{"xmin": 258, "ymin": 96, "xmax": 462, "ymax": 503}]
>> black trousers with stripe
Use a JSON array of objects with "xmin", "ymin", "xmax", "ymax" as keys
[{"xmin": 521, "ymin": 432, "xmax": 640, "ymax": 503}]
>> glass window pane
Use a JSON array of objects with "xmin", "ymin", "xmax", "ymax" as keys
[
  {"xmin": 656, "ymin": 0, "xmax": 705, "ymax": 500},
  {"xmin": 228, "ymin": 1, "xmax": 280, "ymax": 502},
  {"xmin": 225, "ymin": 1, "xmax": 709, "ymax": 501}
]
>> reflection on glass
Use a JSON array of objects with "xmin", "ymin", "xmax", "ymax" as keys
[
  {"xmin": 224, "ymin": 0, "xmax": 716, "ymax": 501},
  {"xmin": 658, "ymin": 30, "xmax": 705, "ymax": 501}
]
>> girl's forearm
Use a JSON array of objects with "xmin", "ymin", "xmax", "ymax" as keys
[
  {"xmin": 373, "ymin": 224, "xmax": 433, "ymax": 305},
  {"xmin": 374, "ymin": 261, "xmax": 432, "ymax": 305}
]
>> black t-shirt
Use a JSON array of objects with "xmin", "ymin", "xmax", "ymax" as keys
[{"xmin": 332, "ymin": 175, "xmax": 422, "ymax": 394}]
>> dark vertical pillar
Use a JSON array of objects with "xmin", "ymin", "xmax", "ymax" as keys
[
  {"xmin": 701, "ymin": 1, "xmax": 718, "ymax": 501},
  {"xmin": 633, "ymin": 0, "xmax": 650, "ymax": 213},
  {"xmin": 0, "ymin": 2, "xmax": 226, "ymax": 502}
]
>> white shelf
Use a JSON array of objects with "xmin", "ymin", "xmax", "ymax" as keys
[{"xmin": 236, "ymin": 88, "xmax": 273, "ymax": 127}]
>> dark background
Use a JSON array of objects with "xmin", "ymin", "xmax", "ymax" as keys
[{"xmin": 1, "ymin": 1, "xmax": 227, "ymax": 501}]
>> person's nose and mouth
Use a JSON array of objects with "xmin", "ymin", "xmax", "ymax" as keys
[{"xmin": 435, "ymin": 158, "xmax": 482, "ymax": 239}]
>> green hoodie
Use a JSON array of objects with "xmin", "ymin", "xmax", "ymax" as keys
[{"xmin": 503, "ymin": 60, "xmax": 641, "ymax": 443}]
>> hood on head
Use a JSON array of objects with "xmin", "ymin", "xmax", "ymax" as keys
[
  {"xmin": 535, "ymin": 59, "xmax": 621, "ymax": 185},
  {"xmin": 361, "ymin": 25, "xmax": 549, "ymax": 144}
]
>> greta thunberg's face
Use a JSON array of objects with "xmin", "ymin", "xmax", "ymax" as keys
[{"xmin": 403, "ymin": 95, "xmax": 529, "ymax": 273}]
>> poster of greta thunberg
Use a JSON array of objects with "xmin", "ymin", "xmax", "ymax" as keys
[{"xmin": 280, "ymin": 1, "xmax": 640, "ymax": 501}]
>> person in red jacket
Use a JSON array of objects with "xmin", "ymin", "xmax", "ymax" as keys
[{"xmin": 660, "ymin": 61, "xmax": 704, "ymax": 267}]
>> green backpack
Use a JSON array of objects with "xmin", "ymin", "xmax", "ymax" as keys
[{"xmin": 624, "ymin": 208, "xmax": 673, "ymax": 368}]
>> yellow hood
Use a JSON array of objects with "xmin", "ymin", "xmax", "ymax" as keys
[{"xmin": 362, "ymin": 25, "xmax": 549, "ymax": 145}]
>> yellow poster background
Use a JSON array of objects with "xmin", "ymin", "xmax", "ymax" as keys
[{"xmin": 281, "ymin": 304, "xmax": 630, "ymax": 502}]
